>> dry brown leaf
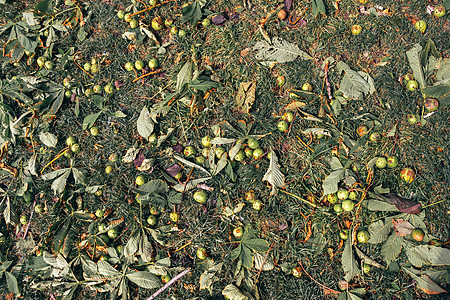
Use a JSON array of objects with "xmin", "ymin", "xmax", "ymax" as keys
[
  {"xmin": 392, "ymin": 219, "xmax": 414, "ymax": 236},
  {"xmin": 236, "ymin": 81, "xmax": 256, "ymax": 113}
]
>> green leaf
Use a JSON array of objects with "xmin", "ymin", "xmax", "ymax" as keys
[
  {"xmin": 253, "ymin": 37, "xmax": 312, "ymax": 66},
  {"xmin": 240, "ymin": 245, "xmax": 253, "ymax": 269},
  {"xmin": 405, "ymin": 245, "xmax": 450, "ymax": 268},
  {"xmin": 381, "ymin": 233, "xmax": 403, "ymax": 265},
  {"xmin": 262, "ymin": 149, "xmax": 285, "ymax": 196},
  {"xmin": 97, "ymin": 260, "xmax": 120, "ymax": 277},
  {"xmin": 243, "ymin": 238, "xmax": 269, "ymax": 253},
  {"xmin": 136, "ymin": 179, "xmax": 168, "ymax": 194},
  {"xmin": 52, "ymin": 219, "xmax": 71, "ymax": 254},
  {"xmin": 82, "ymin": 112, "xmax": 102, "ymax": 130},
  {"xmin": 126, "ymin": 271, "xmax": 162, "ymax": 289},
  {"xmin": 5, "ymin": 271, "xmax": 19, "ymax": 294},
  {"xmin": 368, "ymin": 220, "xmax": 392, "ymax": 244},
  {"xmin": 364, "ymin": 199, "xmax": 399, "ymax": 212},
  {"xmin": 222, "ymin": 284, "xmax": 247, "ymax": 300},
  {"xmin": 181, "ymin": 0, "xmax": 204, "ymax": 25},
  {"xmin": 173, "ymin": 177, "xmax": 211, "ymax": 192},
  {"xmin": 35, "ymin": 0, "xmax": 53, "ymax": 14},
  {"xmin": 402, "ymin": 267, "xmax": 447, "ymax": 295},
  {"xmin": 342, "ymin": 234, "xmax": 359, "ymax": 282},
  {"xmin": 322, "ymin": 168, "xmax": 345, "ymax": 195},
  {"xmin": 123, "ymin": 230, "xmax": 140, "ymax": 259},
  {"xmin": 211, "ymin": 152, "xmax": 227, "ymax": 176},
  {"xmin": 72, "ymin": 168, "xmax": 85, "ymax": 185},
  {"xmin": 312, "ymin": 0, "xmax": 326, "ymax": 17},
  {"xmin": 253, "ymin": 252, "xmax": 274, "ymax": 271},
  {"xmin": 338, "ymin": 67, "xmax": 371, "ymax": 100},
  {"xmin": 49, "ymin": 169, "xmax": 71, "ymax": 195},
  {"xmin": 174, "ymin": 155, "xmax": 210, "ymax": 175},
  {"xmin": 188, "ymin": 79, "xmax": 219, "ymax": 91},
  {"xmin": 137, "ymin": 106, "xmax": 154, "ymax": 139},
  {"xmin": 176, "ymin": 61, "xmax": 193, "ymax": 91},
  {"xmin": 406, "ymin": 43, "xmax": 426, "ymax": 89},
  {"xmin": 138, "ymin": 233, "xmax": 153, "ymax": 263},
  {"xmin": 231, "ymin": 244, "xmax": 242, "ymax": 261}
]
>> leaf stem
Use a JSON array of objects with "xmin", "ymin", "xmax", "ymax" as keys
[
  {"xmin": 148, "ymin": 268, "xmax": 191, "ymax": 300},
  {"xmin": 279, "ymin": 190, "xmax": 317, "ymax": 207}
]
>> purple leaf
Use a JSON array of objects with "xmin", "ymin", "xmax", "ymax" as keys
[
  {"xmin": 134, "ymin": 150, "xmax": 145, "ymax": 168},
  {"xmin": 284, "ymin": 0, "xmax": 292, "ymax": 11},
  {"xmin": 212, "ymin": 14, "xmax": 226, "ymax": 25},
  {"xmin": 385, "ymin": 193, "xmax": 421, "ymax": 214},
  {"xmin": 172, "ymin": 144, "xmax": 182, "ymax": 153},
  {"xmin": 165, "ymin": 164, "xmax": 183, "ymax": 177}
]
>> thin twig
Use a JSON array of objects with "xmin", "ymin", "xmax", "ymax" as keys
[
  {"xmin": 22, "ymin": 199, "xmax": 37, "ymax": 239},
  {"xmin": 298, "ymin": 260, "xmax": 340, "ymax": 294},
  {"xmin": 132, "ymin": 69, "xmax": 161, "ymax": 83},
  {"xmin": 148, "ymin": 268, "xmax": 191, "ymax": 300},
  {"xmin": 279, "ymin": 189, "xmax": 317, "ymax": 207}
]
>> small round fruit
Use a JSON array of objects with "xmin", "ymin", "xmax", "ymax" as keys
[
  {"xmin": 104, "ymin": 84, "xmax": 114, "ymax": 94},
  {"xmin": 196, "ymin": 156, "xmax": 206, "ymax": 164},
  {"xmin": 424, "ymin": 98, "xmax": 439, "ymax": 112},
  {"xmin": 44, "ymin": 60, "xmax": 54, "ymax": 70},
  {"xmin": 407, "ymin": 80, "xmax": 419, "ymax": 91},
  {"xmin": 357, "ymin": 231, "xmax": 370, "ymax": 243},
  {"xmin": 277, "ymin": 120, "xmax": 289, "ymax": 132},
  {"xmin": 117, "ymin": 10, "xmax": 125, "ymax": 19},
  {"xmin": 184, "ymin": 146, "xmax": 196, "ymax": 158},
  {"xmin": 369, "ymin": 132, "xmax": 381, "ymax": 143},
  {"xmin": 99, "ymin": 255, "xmax": 110, "ymax": 262},
  {"xmin": 148, "ymin": 58, "xmax": 159, "ymax": 69},
  {"xmin": 164, "ymin": 19, "xmax": 173, "ymax": 27},
  {"xmin": 215, "ymin": 147, "xmax": 226, "ymax": 159},
  {"xmin": 124, "ymin": 62, "xmax": 134, "ymax": 71},
  {"xmin": 169, "ymin": 212, "xmax": 179, "ymax": 222},
  {"xmin": 151, "ymin": 16, "xmax": 164, "ymax": 31},
  {"xmin": 404, "ymin": 73, "xmax": 414, "ymax": 82},
  {"xmin": 234, "ymin": 150, "xmax": 245, "ymax": 162},
  {"xmin": 148, "ymin": 133, "xmax": 157, "ymax": 145},
  {"xmin": 65, "ymin": 89, "xmax": 73, "ymax": 98},
  {"xmin": 174, "ymin": 172, "xmax": 182, "ymax": 180},
  {"xmin": 292, "ymin": 266, "xmax": 302, "ymax": 278},
  {"xmin": 66, "ymin": 136, "xmax": 77, "ymax": 147},
  {"xmin": 93, "ymin": 84, "xmax": 102, "ymax": 93},
  {"xmin": 95, "ymin": 189, "xmax": 103, "ymax": 196},
  {"xmin": 105, "ymin": 165, "xmax": 113, "ymax": 174},
  {"xmin": 116, "ymin": 245, "xmax": 124, "ymax": 255},
  {"xmin": 170, "ymin": 26, "xmax": 179, "ymax": 35},
  {"xmin": 340, "ymin": 230, "xmax": 349, "ymax": 240},
  {"xmin": 135, "ymin": 60, "xmax": 145, "ymax": 70},
  {"xmin": 193, "ymin": 190, "xmax": 207, "ymax": 204},
  {"xmin": 124, "ymin": 13, "xmax": 132, "ymax": 22},
  {"xmin": 233, "ymin": 226, "xmax": 244, "ymax": 238},
  {"xmin": 201, "ymin": 148, "xmax": 209, "ymax": 158},
  {"xmin": 150, "ymin": 206, "xmax": 159, "ymax": 215},
  {"xmin": 341, "ymin": 200, "xmax": 355, "ymax": 212},
  {"xmin": 178, "ymin": 29, "xmax": 187, "ymax": 38},
  {"xmin": 135, "ymin": 175, "xmax": 145, "ymax": 186},
  {"xmin": 35, "ymin": 204, "xmax": 44, "ymax": 214},
  {"xmin": 147, "ymin": 215, "xmax": 157, "ymax": 226},
  {"xmin": 433, "ymin": 6, "xmax": 446, "ymax": 17},
  {"xmin": 375, "ymin": 157, "xmax": 387, "ymax": 169},
  {"xmin": 302, "ymin": 82, "xmax": 313, "ymax": 92},
  {"xmin": 70, "ymin": 143, "xmax": 80, "ymax": 153},
  {"xmin": 277, "ymin": 9, "xmax": 287, "ymax": 20},
  {"xmin": 327, "ymin": 194, "xmax": 338, "ymax": 204},
  {"xmin": 245, "ymin": 191, "xmax": 256, "ymax": 203},
  {"xmin": 202, "ymin": 136, "xmax": 212, "ymax": 148},
  {"xmin": 276, "ymin": 76, "xmax": 286, "ymax": 87},
  {"xmin": 91, "ymin": 63, "xmax": 99, "ymax": 74},
  {"xmin": 282, "ymin": 112, "xmax": 294, "ymax": 123},
  {"xmin": 107, "ymin": 228, "xmax": 118, "ymax": 239},
  {"xmin": 90, "ymin": 126, "xmax": 99, "ymax": 136},
  {"xmin": 348, "ymin": 191, "xmax": 358, "ymax": 201},
  {"xmin": 247, "ymin": 138, "xmax": 259, "ymax": 150},
  {"xmin": 95, "ymin": 209, "xmax": 104, "ymax": 218},
  {"xmin": 359, "ymin": 0, "xmax": 368, "ymax": 4},
  {"xmin": 407, "ymin": 114, "xmax": 418, "ymax": 125},
  {"xmin": 333, "ymin": 204, "xmax": 343, "ymax": 214},
  {"xmin": 244, "ymin": 147, "xmax": 253, "ymax": 158},
  {"xmin": 400, "ymin": 167, "xmax": 415, "ymax": 184},
  {"xmin": 363, "ymin": 264, "xmax": 371, "ymax": 274},
  {"xmin": 351, "ymin": 24, "xmax": 362, "ymax": 35},
  {"xmin": 337, "ymin": 190, "xmax": 349, "ymax": 201},
  {"xmin": 83, "ymin": 62, "xmax": 91, "ymax": 72},
  {"xmin": 201, "ymin": 18, "xmax": 210, "ymax": 27},
  {"xmin": 414, "ymin": 20, "xmax": 426, "ymax": 33},
  {"xmin": 98, "ymin": 223, "xmax": 107, "ymax": 232},
  {"xmin": 85, "ymin": 88, "xmax": 93, "ymax": 97},
  {"xmin": 37, "ymin": 56, "xmax": 46, "ymax": 67},
  {"xmin": 338, "ymin": 280, "xmax": 349, "ymax": 291},
  {"xmin": 196, "ymin": 247, "xmax": 208, "ymax": 260},
  {"xmin": 20, "ymin": 215, "xmax": 29, "ymax": 225},
  {"xmin": 63, "ymin": 77, "xmax": 71, "ymax": 87},
  {"xmin": 129, "ymin": 19, "xmax": 139, "ymax": 29},
  {"xmin": 387, "ymin": 156, "xmax": 399, "ymax": 168},
  {"xmin": 411, "ymin": 229, "xmax": 425, "ymax": 241},
  {"xmin": 356, "ymin": 125, "xmax": 368, "ymax": 137},
  {"xmin": 109, "ymin": 153, "xmax": 118, "ymax": 162},
  {"xmin": 161, "ymin": 275, "xmax": 171, "ymax": 284},
  {"xmin": 252, "ymin": 200, "xmax": 263, "ymax": 210},
  {"xmin": 252, "ymin": 148, "xmax": 264, "ymax": 160}
]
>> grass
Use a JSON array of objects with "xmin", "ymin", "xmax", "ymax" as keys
[{"xmin": 0, "ymin": 0, "xmax": 449, "ymax": 299}]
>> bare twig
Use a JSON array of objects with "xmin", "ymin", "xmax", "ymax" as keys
[
  {"xmin": 298, "ymin": 260, "xmax": 340, "ymax": 294},
  {"xmin": 22, "ymin": 199, "xmax": 37, "ymax": 238},
  {"xmin": 148, "ymin": 268, "xmax": 191, "ymax": 300}
]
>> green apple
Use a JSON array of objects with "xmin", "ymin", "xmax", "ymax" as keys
[
  {"xmin": 124, "ymin": 62, "xmax": 134, "ymax": 71},
  {"xmin": 333, "ymin": 204, "xmax": 343, "ymax": 214},
  {"xmin": 407, "ymin": 80, "xmax": 419, "ymax": 91},
  {"xmin": 341, "ymin": 200, "xmax": 355, "ymax": 212},
  {"xmin": 387, "ymin": 156, "xmax": 398, "ymax": 168},
  {"xmin": 107, "ymin": 228, "xmax": 118, "ymax": 239},
  {"xmin": 252, "ymin": 199, "xmax": 263, "ymax": 210},
  {"xmin": 135, "ymin": 175, "xmax": 145, "ymax": 186},
  {"xmin": 66, "ymin": 136, "xmax": 77, "ymax": 147},
  {"xmin": 276, "ymin": 76, "xmax": 286, "ymax": 86},
  {"xmin": 90, "ymin": 126, "xmax": 99, "ymax": 136},
  {"xmin": 369, "ymin": 132, "xmax": 381, "ymax": 143},
  {"xmin": 277, "ymin": 120, "xmax": 289, "ymax": 132},
  {"xmin": 169, "ymin": 211, "xmax": 179, "ymax": 222},
  {"xmin": 244, "ymin": 147, "xmax": 253, "ymax": 158},
  {"xmin": 357, "ymin": 230, "xmax": 370, "ymax": 243},
  {"xmin": 337, "ymin": 190, "xmax": 349, "ymax": 201},
  {"xmin": 233, "ymin": 227, "xmax": 244, "ymax": 238},
  {"xmin": 433, "ymin": 6, "xmax": 446, "ymax": 17},
  {"xmin": 375, "ymin": 157, "xmax": 387, "ymax": 169},
  {"xmin": 95, "ymin": 209, "xmax": 104, "ymax": 218},
  {"xmin": 327, "ymin": 193, "xmax": 338, "ymax": 204},
  {"xmin": 234, "ymin": 150, "xmax": 245, "ymax": 162},
  {"xmin": 161, "ymin": 275, "xmax": 171, "ymax": 284},
  {"xmin": 424, "ymin": 98, "xmax": 439, "ymax": 112},
  {"xmin": 252, "ymin": 148, "xmax": 264, "ymax": 160},
  {"xmin": 135, "ymin": 60, "xmax": 145, "ymax": 70},
  {"xmin": 247, "ymin": 138, "xmax": 259, "ymax": 150},
  {"xmin": 129, "ymin": 19, "xmax": 139, "ymax": 29},
  {"xmin": 184, "ymin": 146, "xmax": 196, "ymax": 158},
  {"xmin": 202, "ymin": 136, "xmax": 212, "ymax": 147},
  {"xmin": 412, "ymin": 228, "xmax": 424, "ymax": 241},
  {"xmin": 147, "ymin": 215, "xmax": 157, "ymax": 226},
  {"xmin": 117, "ymin": 10, "xmax": 125, "ymax": 19},
  {"xmin": 201, "ymin": 18, "xmax": 211, "ymax": 27},
  {"xmin": 356, "ymin": 125, "xmax": 368, "ymax": 137},
  {"xmin": 179, "ymin": 29, "xmax": 188, "ymax": 38},
  {"xmin": 196, "ymin": 247, "xmax": 208, "ymax": 260},
  {"xmin": 351, "ymin": 24, "xmax": 362, "ymax": 35},
  {"xmin": 35, "ymin": 204, "xmax": 44, "ymax": 214},
  {"xmin": 301, "ymin": 83, "xmax": 313, "ymax": 92},
  {"xmin": 215, "ymin": 147, "xmax": 226, "ymax": 159},
  {"xmin": 193, "ymin": 190, "xmax": 207, "ymax": 203},
  {"xmin": 363, "ymin": 264, "xmax": 371, "ymax": 274},
  {"xmin": 151, "ymin": 17, "xmax": 164, "ymax": 30},
  {"xmin": 20, "ymin": 215, "xmax": 29, "ymax": 225},
  {"xmin": 282, "ymin": 112, "xmax": 294, "ymax": 122},
  {"xmin": 148, "ymin": 58, "xmax": 159, "ymax": 69}
]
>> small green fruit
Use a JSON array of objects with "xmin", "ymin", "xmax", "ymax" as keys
[
  {"xmin": 169, "ymin": 211, "xmax": 179, "ymax": 222},
  {"xmin": 83, "ymin": 62, "xmax": 91, "ymax": 72},
  {"xmin": 327, "ymin": 194, "xmax": 338, "ymax": 204},
  {"xmin": 91, "ymin": 63, "xmax": 99, "ymax": 74},
  {"xmin": 195, "ymin": 156, "xmax": 206, "ymax": 164},
  {"xmin": 433, "ymin": 6, "xmax": 446, "ymax": 17},
  {"xmin": 341, "ymin": 200, "xmax": 355, "ymax": 212},
  {"xmin": 357, "ymin": 230, "xmax": 370, "ymax": 243},
  {"xmin": 363, "ymin": 264, "xmax": 371, "ymax": 274},
  {"xmin": 340, "ymin": 230, "xmax": 349, "ymax": 240},
  {"xmin": 170, "ymin": 26, "xmax": 179, "ymax": 35},
  {"xmin": 247, "ymin": 138, "xmax": 259, "ymax": 150},
  {"xmin": 356, "ymin": 125, "xmax": 368, "ymax": 137},
  {"xmin": 37, "ymin": 56, "xmax": 46, "ymax": 67},
  {"xmin": 369, "ymin": 132, "xmax": 381, "ymax": 143},
  {"xmin": 44, "ymin": 60, "xmax": 54, "ymax": 70},
  {"xmin": 129, "ymin": 19, "xmax": 139, "ymax": 29},
  {"xmin": 20, "ymin": 215, "xmax": 29, "ymax": 225},
  {"xmin": 148, "ymin": 133, "xmax": 157, "ymax": 145},
  {"xmin": 93, "ymin": 84, "xmax": 102, "ymax": 93},
  {"xmin": 351, "ymin": 24, "xmax": 362, "ymax": 35},
  {"xmin": 252, "ymin": 200, "xmax": 263, "ymax": 210},
  {"xmin": 135, "ymin": 175, "xmax": 145, "ymax": 186},
  {"xmin": 98, "ymin": 223, "xmax": 107, "ymax": 232},
  {"xmin": 35, "ymin": 204, "xmax": 44, "ymax": 214},
  {"xmin": 424, "ymin": 98, "xmax": 439, "ymax": 112},
  {"xmin": 252, "ymin": 148, "xmax": 264, "ymax": 160},
  {"xmin": 105, "ymin": 165, "xmax": 113, "ymax": 174},
  {"xmin": 95, "ymin": 189, "xmax": 103, "ymax": 196},
  {"xmin": 414, "ymin": 20, "xmax": 426, "ymax": 33},
  {"xmin": 245, "ymin": 191, "xmax": 256, "ymax": 203},
  {"xmin": 333, "ymin": 204, "xmax": 343, "ymax": 214},
  {"xmin": 95, "ymin": 209, "xmax": 104, "ymax": 218},
  {"xmin": 109, "ymin": 153, "xmax": 118, "ymax": 162},
  {"xmin": 104, "ymin": 84, "xmax": 114, "ymax": 94},
  {"xmin": 70, "ymin": 143, "xmax": 80, "ymax": 153},
  {"xmin": 244, "ymin": 147, "xmax": 253, "ymax": 158},
  {"xmin": 387, "ymin": 156, "xmax": 399, "ymax": 168},
  {"xmin": 407, "ymin": 114, "xmax": 418, "ymax": 125},
  {"xmin": 201, "ymin": 18, "xmax": 211, "ymax": 27},
  {"xmin": 85, "ymin": 88, "xmax": 93, "ymax": 97},
  {"xmin": 151, "ymin": 17, "xmax": 164, "ymax": 31},
  {"xmin": 164, "ymin": 19, "xmax": 173, "ymax": 27},
  {"xmin": 193, "ymin": 190, "xmax": 207, "ymax": 203},
  {"xmin": 292, "ymin": 266, "xmax": 302, "ymax": 278},
  {"xmin": 124, "ymin": 62, "xmax": 134, "ymax": 71},
  {"xmin": 184, "ymin": 146, "xmax": 196, "ymax": 158},
  {"xmin": 178, "ymin": 29, "xmax": 187, "ymax": 38},
  {"xmin": 302, "ymin": 82, "xmax": 313, "ymax": 92},
  {"xmin": 233, "ymin": 227, "xmax": 244, "ymax": 238},
  {"xmin": 161, "ymin": 275, "xmax": 171, "ymax": 284},
  {"xmin": 117, "ymin": 10, "xmax": 125, "ymax": 19},
  {"xmin": 124, "ymin": 13, "xmax": 132, "ymax": 22},
  {"xmin": 348, "ymin": 191, "xmax": 358, "ymax": 201},
  {"xmin": 147, "ymin": 215, "xmax": 157, "ymax": 226},
  {"xmin": 375, "ymin": 157, "xmax": 387, "ymax": 169},
  {"xmin": 201, "ymin": 136, "xmax": 212, "ymax": 148},
  {"xmin": 407, "ymin": 80, "xmax": 419, "ymax": 91},
  {"xmin": 282, "ymin": 112, "xmax": 294, "ymax": 123},
  {"xmin": 400, "ymin": 167, "xmax": 415, "ymax": 184},
  {"xmin": 234, "ymin": 150, "xmax": 245, "ymax": 162},
  {"xmin": 215, "ymin": 147, "xmax": 226, "ymax": 159},
  {"xmin": 148, "ymin": 58, "xmax": 159, "ymax": 69},
  {"xmin": 135, "ymin": 60, "xmax": 145, "ymax": 70},
  {"xmin": 107, "ymin": 228, "xmax": 118, "ymax": 239},
  {"xmin": 277, "ymin": 120, "xmax": 289, "ymax": 132},
  {"xmin": 337, "ymin": 190, "xmax": 349, "ymax": 201},
  {"xmin": 276, "ymin": 76, "xmax": 286, "ymax": 87},
  {"xmin": 412, "ymin": 228, "xmax": 425, "ymax": 241},
  {"xmin": 196, "ymin": 247, "xmax": 208, "ymax": 260},
  {"xmin": 90, "ymin": 126, "xmax": 99, "ymax": 136}
]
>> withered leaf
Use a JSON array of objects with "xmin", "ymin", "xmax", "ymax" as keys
[
  {"xmin": 236, "ymin": 81, "xmax": 256, "ymax": 113},
  {"xmin": 165, "ymin": 164, "xmax": 183, "ymax": 178},
  {"xmin": 392, "ymin": 219, "xmax": 414, "ymax": 236},
  {"xmin": 134, "ymin": 149, "xmax": 145, "ymax": 168},
  {"xmin": 385, "ymin": 193, "xmax": 421, "ymax": 214}
]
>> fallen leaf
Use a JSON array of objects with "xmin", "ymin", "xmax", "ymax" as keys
[
  {"xmin": 392, "ymin": 219, "xmax": 414, "ymax": 236},
  {"xmin": 385, "ymin": 193, "xmax": 421, "ymax": 214},
  {"xmin": 235, "ymin": 81, "xmax": 256, "ymax": 113}
]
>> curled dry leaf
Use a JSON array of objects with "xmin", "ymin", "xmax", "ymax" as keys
[{"xmin": 392, "ymin": 219, "xmax": 414, "ymax": 236}]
